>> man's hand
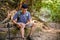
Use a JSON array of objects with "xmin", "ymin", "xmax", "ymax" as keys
[
  {"xmin": 17, "ymin": 23, "xmax": 26, "ymax": 28},
  {"xmin": 26, "ymin": 22, "xmax": 30, "ymax": 25},
  {"xmin": 26, "ymin": 19, "xmax": 32, "ymax": 25}
]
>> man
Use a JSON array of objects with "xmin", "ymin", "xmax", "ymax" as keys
[{"xmin": 13, "ymin": 4, "xmax": 36, "ymax": 40}]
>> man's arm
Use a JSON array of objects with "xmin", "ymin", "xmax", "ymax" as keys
[
  {"xmin": 13, "ymin": 12, "xmax": 18, "ymax": 24},
  {"xmin": 26, "ymin": 12, "xmax": 32, "ymax": 24},
  {"xmin": 13, "ymin": 19, "xmax": 17, "ymax": 24}
]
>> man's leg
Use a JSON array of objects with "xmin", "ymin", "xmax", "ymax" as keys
[
  {"xmin": 17, "ymin": 23, "xmax": 25, "ymax": 38},
  {"xmin": 29, "ymin": 23, "xmax": 36, "ymax": 36},
  {"xmin": 27, "ymin": 23, "xmax": 36, "ymax": 40}
]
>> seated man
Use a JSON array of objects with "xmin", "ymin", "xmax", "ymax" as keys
[{"xmin": 13, "ymin": 4, "xmax": 36, "ymax": 40}]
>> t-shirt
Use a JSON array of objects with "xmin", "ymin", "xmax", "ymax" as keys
[{"xmin": 13, "ymin": 10, "xmax": 31, "ymax": 24}]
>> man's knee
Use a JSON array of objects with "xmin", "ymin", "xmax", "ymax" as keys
[
  {"xmin": 32, "ymin": 23, "xmax": 36, "ymax": 27},
  {"xmin": 20, "ymin": 23, "xmax": 25, "ymax": 28}
]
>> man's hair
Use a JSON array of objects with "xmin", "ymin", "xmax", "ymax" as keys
[{"xmin": 22, "ymin": 4, "xmax": 28, "ymax": 9}]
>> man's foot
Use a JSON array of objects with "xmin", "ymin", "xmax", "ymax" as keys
[{"xmin": 26, "ymin": 35, "xmax": 34, "ymax": 40}]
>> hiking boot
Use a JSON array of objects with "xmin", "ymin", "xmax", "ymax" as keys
[{"xmin": 26, "ymin": 35, "xmax": 34, "ymax": 40}]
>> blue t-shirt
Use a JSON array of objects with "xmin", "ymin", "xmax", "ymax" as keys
[{"xmin": 13, "ymin": 10, "xmax": 31, "ymax": 24}]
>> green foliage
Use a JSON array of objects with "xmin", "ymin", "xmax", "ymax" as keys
[
  {"xmin": 31, "ymin": 0, "xmax": 42, "ymax": 11},
  {"xmin": 42, "ymin": 0, "xmax": 60, "ymax": 22},
  {"xmin": 0, "ymin": 0, "xmax": 60, "ymax": 22},
  {"xmin": 30, "ymin": 0, "xmax": 60, "ymax": 22}
]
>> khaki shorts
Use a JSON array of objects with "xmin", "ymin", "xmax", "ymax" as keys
[
  {"xmin": 25, "ymin": 23, "xmax": 33, "ymax": 28},
  {"xmin": 17, "ymin": 22, "xmax": 33, "ymax": 28}
]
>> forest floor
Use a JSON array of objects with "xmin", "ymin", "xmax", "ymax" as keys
[{"xmin": 0, "ymin": 16, "xmax": 60, "ymax": 40}]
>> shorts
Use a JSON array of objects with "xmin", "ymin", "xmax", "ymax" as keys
[
  {"xmin": 25, "ymin": 23, "xmax": 33, "ymax": 28},
  {"xmin": 17, "ymin": 22, "xmax": 33, "ymax": 28}
]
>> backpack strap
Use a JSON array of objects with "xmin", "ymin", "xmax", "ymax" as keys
[
  {"xmin": 25, "ymin": 13, "xmax": 29, "ymax": 20},
  {"xmin": 17, "ymin": 11, "xmax": 21, "ymax": 21}
]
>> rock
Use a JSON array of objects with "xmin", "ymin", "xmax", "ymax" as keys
[
  {"xmin": 0, "ymin": 32, "xmax": 7, "ymax": 40},
  {"xmin": 47, "ymin": 23, "xmax": 60, "ymax": 29},
  {"xmin": 32, "ymin": 31, "xmax": 60, "ymax": 40}
]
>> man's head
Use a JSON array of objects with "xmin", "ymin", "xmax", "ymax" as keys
[{"xmin": 21, "ymin": 4, "xmax": 28, "ymax": 14}]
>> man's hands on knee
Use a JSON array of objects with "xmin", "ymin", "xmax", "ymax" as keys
[{"xmin": 17, "ymin": 23, "xmax": 26, "ymax": 28}]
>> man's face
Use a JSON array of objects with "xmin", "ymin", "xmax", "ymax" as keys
[{"xmin": 22, "ymin": 8, "xmax": 27, "ymax": 14}]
